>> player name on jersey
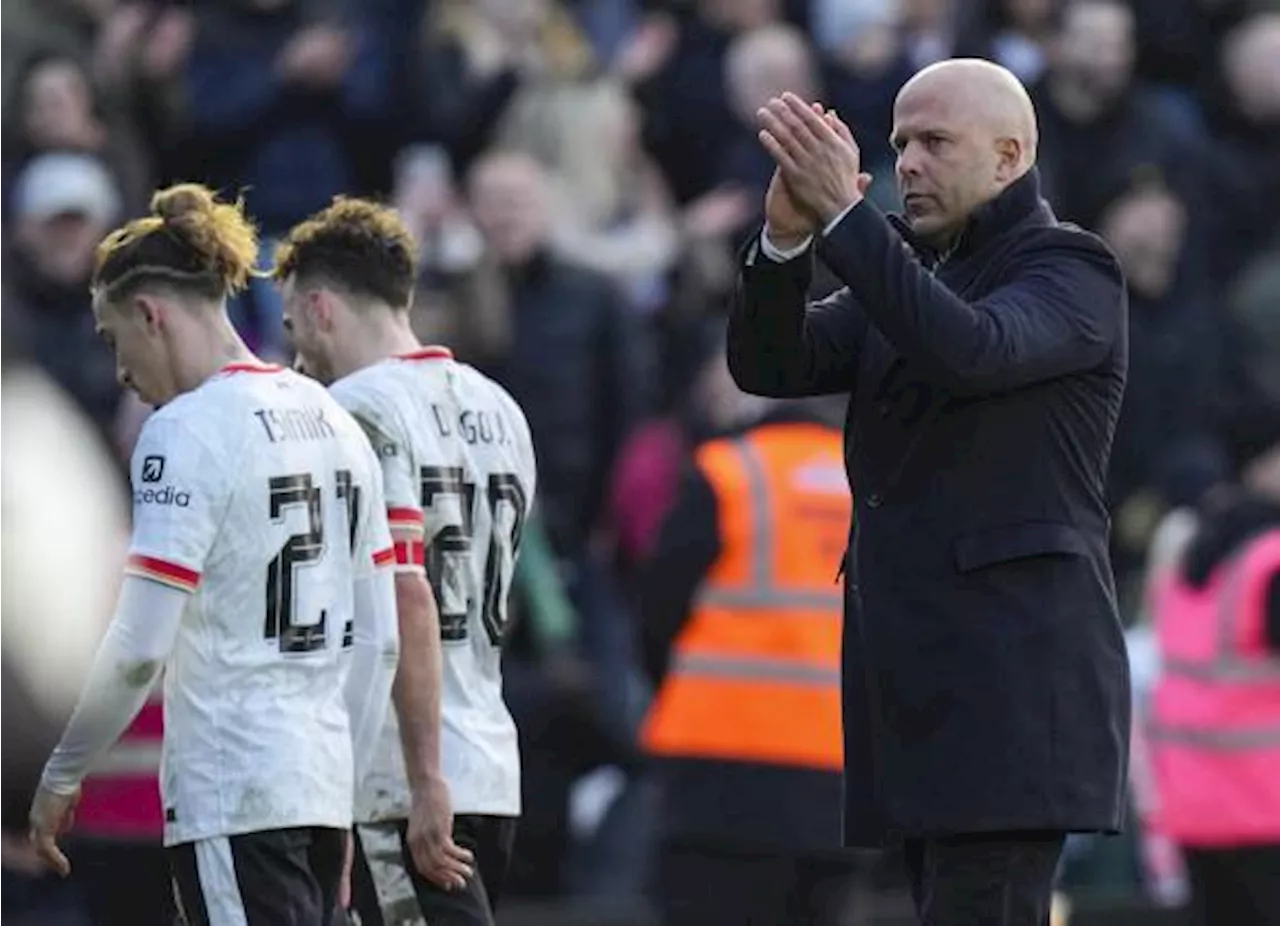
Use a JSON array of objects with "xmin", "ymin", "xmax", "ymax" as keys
[
  {"xmin": 430, "ymin": 404, "xmax": 513, "ymax": 447},
  {"xmin": 253, "ymin": 406, "xmax": 339, "ymax": 444}
]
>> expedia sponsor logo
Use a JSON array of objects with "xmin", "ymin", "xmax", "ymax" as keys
[{"xmin": 134, "ymin": 485, "xmax": 192, "ymax": 507}]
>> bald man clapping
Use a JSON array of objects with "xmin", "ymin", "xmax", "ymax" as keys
[{"xmin": 727, "ymin": 59, "xmax": 1130, "ymax": 926}]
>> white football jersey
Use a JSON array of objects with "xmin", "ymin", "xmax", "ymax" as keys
[
  {"xmin": 125, "ymin": 362, "xmax": 394, "ymax": 846},
  {"xmin": 331, "ymin": 346, "xmax": 537, "ymax": 820}
]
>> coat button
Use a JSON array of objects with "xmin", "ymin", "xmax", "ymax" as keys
[{"xmin": 867, "ymin": 493, "xmax": 882, "ymax": 508}]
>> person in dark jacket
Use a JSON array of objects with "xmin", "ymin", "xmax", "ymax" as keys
[{"xmin": 728, "ymin": 59, "xmax": 1131, "ymax": 926}]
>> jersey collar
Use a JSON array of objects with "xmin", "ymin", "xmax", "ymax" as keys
[
  {"xmin": 220, "ymin": 361, "xmax": 284, "ymax": 375},
  {"xmin": 395, "ymin": 346, "xmax": 453, "ymax": 362}
]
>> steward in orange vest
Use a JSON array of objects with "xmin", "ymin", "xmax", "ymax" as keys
[{"xmin": 638, "ymin": 407, "xmax": 851, "ymax": 908}]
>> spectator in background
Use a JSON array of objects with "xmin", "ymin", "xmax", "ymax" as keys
[
  {"xmin": 639, "ymin": 338, "xmax": 853, "ymax": 926},
  {"xmin": 1031, "ymin": 0, "xmax": 1203, "ymax": 231},
  {"xmin": 637, "ymin": 0, "xmax": 782, "ymax": 204},
  {"xmin": 183, "ymin": 0, "xmax": 394, "ymax": 237},
  {"xmin": 464, "ymin": 148, "xmax": 650, "ymax": 564},
  {"xmin": 413, "ymin": 0, "xmax": 595, "ymax": 174},
  {"xmin": 1201, "ymin": 13, "xmax": 1280, "ymax": 288},
  {"xmin": 899, "ymin": 0, "xmax": 958, "ymax": 70},
  {"xmin": 1097, "ymin": 174, "xmax": 1229, "ymax": 614},
  {"xmin": 955, "ymin": 0, "xmax": 1061, "ymax": 85},
  {"xmin": 3, "ymin": 152, "xmax": 125, "ymax": 459},
  {"xmin": 512, "ymin": 79, "xmax": 681, "ymax": 314},
  {"xmin": 2, "ymin": 0, "xmax": 191, "ymax": 208},
  {"xmin": 2, "ymin": 51, "xmax": 151, "ymax": 215},
  {"xmin": 1144, "ymin": 435, "xmax": 1280, "ymax": 926},
  {"xmin": 719, "ymin": 24, "xmax": 821, "ymax": 224},
  {"xmin": 181, "ymin": 0, "xmax": 396, "ymax": 358},
  {"xmin": 812, "ymin": 0, "xmax": 918, "ymax": 200}
]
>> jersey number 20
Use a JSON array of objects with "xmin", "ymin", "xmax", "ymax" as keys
[{"xmin": 420, "ymin": 465, "xmax": 527, "ymax": 646}]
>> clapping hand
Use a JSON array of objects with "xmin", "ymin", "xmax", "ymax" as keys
[{"xmin": 757, "ymin": 93, "xmax": 871, "ymax": 227}]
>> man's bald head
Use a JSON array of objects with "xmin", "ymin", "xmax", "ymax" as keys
[
  {"xmin": 889, "ymin": 59, "xmax": 1040, "ymax": 246},
  {"xmin": 899, "ymin": 59, "xmax": 1038, "ymax": 168}
]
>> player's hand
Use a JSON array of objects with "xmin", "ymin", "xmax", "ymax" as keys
[
  {"xmin": 28, "ymin": 784, "xmax": 80, "ymax": 877},
  {"xmin": 407, "ymin": 776, "xmax": 473, "ymax": 891}
]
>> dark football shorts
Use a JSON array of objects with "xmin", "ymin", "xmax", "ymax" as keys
[
  {"xmin": 351, "ymin": 814, "xmax": 517, "ymax": 926},
  {"xmin": 168, "ymin": 825, "xmax": 345, "ymax": 926}
]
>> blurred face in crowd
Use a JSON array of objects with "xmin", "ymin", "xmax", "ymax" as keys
[
  {"xmin": 1052, "ymin": 0, "xmax": 1134, "ymax": 105},
  {"xmin": 700, "ymin": 0, "xmax": 779, "ymax": 33},
  {"xmin": 1223, "ymin": 15, "xmax": 1280, "ymax": 124},
  {"xmin": 22, "ymin": 58, "xmax": 104, "ymax": 152},
  {"xmin": 1097, "ymin": 185, "xmax": 1185, "ymax": 299},
  {"xmin": 91, "ymin": 289, "xmax": 180, "ymax": 406},
  {"xmin": 891, "ymin": 61, "xmax": 1036, "ymax": 247},
  {"xmin": 726, "ymin": 27, "xmax": 818, "ymax": 124},
  {"xmin": 901, "ymin": 0, "xmax": 949, "ymax": 30},
  {"xmin": 477, "ymin": 0, "xmax": 547, "ymax": 41},
  {"xmin": 279, "ymin": 275, "xmax": 340, "ymax": 385},
  {"xmin": 15, "ymin": 210, "xmax": 108, "ymax": 286},
  {"xmin": 1003, "ymin": 0, "xmax": 1055, "ymax": 32},
  {"xmin": 467, "ymin": 152, "xmax": 552, "ymax": 266}
]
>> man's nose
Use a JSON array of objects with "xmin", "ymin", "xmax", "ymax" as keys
[{"xmin": 896, "ymin": 143, "xmax": 923, "ymax": 181}]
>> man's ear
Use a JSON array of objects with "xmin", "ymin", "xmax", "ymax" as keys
[
  {"xmin": 134, "ymin": 294, "xmax": 166, "ymax": 335},
  {"xmin": 309, "ymin": 289, "xmax": 336, "ymax": 333},
  {"xmin": 994, "ymin": 136, "xmax": 1024, "ymax": 183}
]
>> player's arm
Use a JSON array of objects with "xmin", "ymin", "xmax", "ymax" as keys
[
  {"xmin": 32, "ymin": 417, "xmax": 225, "ymax": 875},
  {"xmin": 340, "ymin": 394, "xmax": 473, "ymax": 887},
  {"xmin": 335, "ymin": 398, "xmax": 449, "ymax": 793}
]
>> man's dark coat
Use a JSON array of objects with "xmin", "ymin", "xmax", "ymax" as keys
[{"xmin": 727, "ymin": 170, "xmax": 1132, "ymax": 846}]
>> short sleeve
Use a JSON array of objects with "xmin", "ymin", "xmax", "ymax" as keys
[
  {"xmin": 354, "ymin": 446, "xmax": 396, "ymax": 578},
  {"xmin": 125, "ymin": 413, "xmax": 229, "ymax": 593},
  {"xmin": 334, "ymin": 382, "xmax": 425, "ymax": 573}
]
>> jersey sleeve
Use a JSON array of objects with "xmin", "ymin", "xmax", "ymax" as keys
[
  {"xmin": 124, "ymin": 412, "xmax": 229, "ymax": 593},
  {"xmin": 354, "ymin": 442, "xmax": 396, "ymax": 578},
  {"xmin": 333, "ymin": 380, "xmax": 425, "ymax": 574}
]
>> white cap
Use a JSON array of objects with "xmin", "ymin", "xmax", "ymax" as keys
[{"xmin": 12, "ymin": 152, "xmax": 122, "ymax": 226}]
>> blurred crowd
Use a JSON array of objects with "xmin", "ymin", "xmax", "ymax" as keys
[{"xmin": 3, "ymin": 0, "xmax": 1280, "ymax": 921}]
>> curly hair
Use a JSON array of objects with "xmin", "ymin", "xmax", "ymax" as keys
[{"xmin": 273, "ymin": 196, "xmax": 418, "ymax": 309}]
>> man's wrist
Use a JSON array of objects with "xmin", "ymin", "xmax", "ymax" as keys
[
  {"xmin": 407, "ymin": 767, "xmax": 446, "ymax": 792},
  {"xmin": 761, "ymin": 224, "xmax": 813, "ymax": 262},
  {"xmin": 764, "ymin": 225, "xmax": 810, "ymax": 250},
  {"xmin": 820, "ymin": 196, "xmax": 864, "ymax": 236}
]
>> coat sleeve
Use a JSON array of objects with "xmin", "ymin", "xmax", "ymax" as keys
[
  {"xmin": 726, "ymin": 231, "xmax": 869, "ymax": 399},
  {"xmin": 818, "ymin": 203, "xmax": 1126, "ymax": 396}
]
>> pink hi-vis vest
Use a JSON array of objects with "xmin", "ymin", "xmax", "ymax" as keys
[
  {"xmin": 75, "ymin": 693, "xmax": 163, "ymax": 840},
  {"xmin": 1147, "ymin": 528, "xmax": 1280, "ymax": 847}
]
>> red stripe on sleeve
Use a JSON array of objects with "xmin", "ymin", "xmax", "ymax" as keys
[
  {"xmin": 125, "ymin": 554, "xmax": 201, "ymax": 590},
  {"xmin": 372, "ymin": 547, "xmax": 397, "ymax": 568},
  {"xmin": 393, "ymin": 540, "xmax": 426, "ymax": 567},
  {"xmin": 387, "ymin": 507, "xmax": 425, "ymax": 526}
]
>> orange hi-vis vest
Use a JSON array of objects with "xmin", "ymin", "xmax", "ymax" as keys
[
  {"xmin": 642, "ymin": 421, "xmax": 851, "ymax": 771},
  {"xmin": 1148, "ymin": 528, "xmax": 1280, "ymax": 846}
]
